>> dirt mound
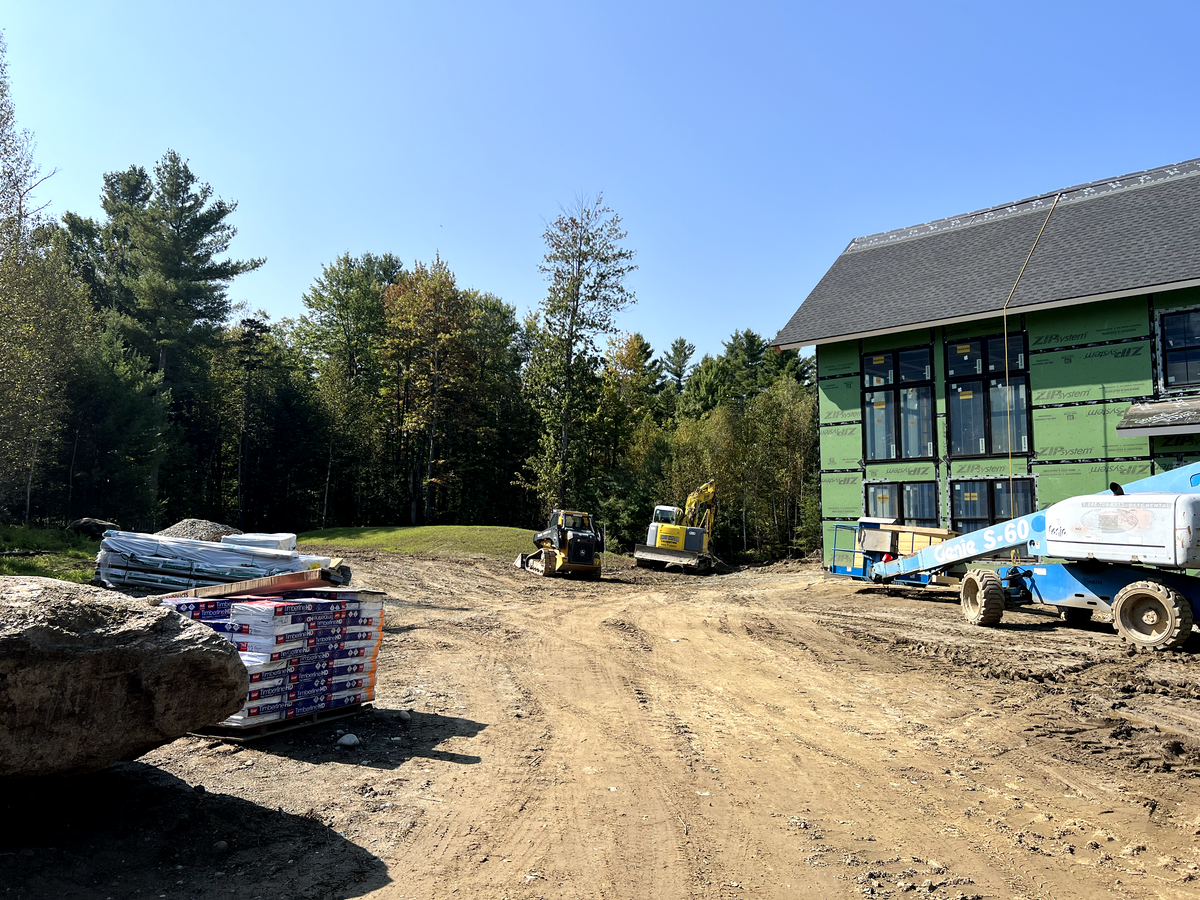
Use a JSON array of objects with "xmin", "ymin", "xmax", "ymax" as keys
[{"xmin": 155, "ymin": 518, "xmax": 243, "ymax": 542}]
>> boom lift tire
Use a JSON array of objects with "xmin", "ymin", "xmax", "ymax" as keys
[
  {"xmin": 960, "ymin": 569, "xmax": 1006, "ymax": 626},
  {"xmin": 1112, "ymin": 580, "xmax": 1194, "ymax": 651}
]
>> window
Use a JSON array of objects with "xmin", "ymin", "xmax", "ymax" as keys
[
  {"xmin": 950, "ymin": 478, "xmax": 1033, "ymax": 534},
  {"xmin": 862, "ymin": 347, "xmax": 935, "ymax": 461},
  {"xmin": 945, "ymin": 334, "xmax": 1029, "ymax": 457},
  {"xmin": 1162, "ymin": 309, "xmax": 1200, "ymax": 387},
  {"xmin": 866, "ymin": 482, "xmax": 938, "ymax": 528}
]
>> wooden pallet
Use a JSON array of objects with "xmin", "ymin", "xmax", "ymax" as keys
[{"xmin": 193, "ymin": 702, "xmax": 372, "ymax": 743}]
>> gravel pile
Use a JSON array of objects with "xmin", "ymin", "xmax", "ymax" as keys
[{"xmin": 155, "ymin": 519, "xmax": 242, "ymax": 543}]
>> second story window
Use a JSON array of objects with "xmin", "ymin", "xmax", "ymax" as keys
[
  {"xmin": 1162, "ymin": 309, "xmax": 1200, "ymax": 388},
  {"xmin": 862, "ymin": 347, "xmax": 934, "ymax": 461},
  {"xmin": 946, "ymin": 334, "xmax": 1029, "ymax": 457}
]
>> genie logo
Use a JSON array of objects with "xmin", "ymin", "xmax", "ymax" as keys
[{"xmin": 931, "ymin": 516, "xmax": 1037, "ymax": 563}]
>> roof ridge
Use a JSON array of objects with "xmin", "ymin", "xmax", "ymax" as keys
[{"xmin": 845, "ymin": 156, "xmax": 1200, "ymax": 254}]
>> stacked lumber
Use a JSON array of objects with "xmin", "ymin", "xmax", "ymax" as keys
[
  {"xmin": 162, "ymin": 586, "xmax": 384, "ymax": 729},
  {"xmin": 96, "ymin": 531, "xmax": 335, "ymax": 591}
]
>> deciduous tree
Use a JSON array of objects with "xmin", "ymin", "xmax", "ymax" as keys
[{"xmin": 527, "ymin": 194, "xmax": 637, "ymax": 508}]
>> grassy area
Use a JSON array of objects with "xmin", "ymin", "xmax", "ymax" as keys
[
  {"xmin": 0, "ymin": 525, "xmax": 99, "ymax": 583},
  {"xmin": 298, "ymin": 524, "xmax": 539, "ymax": 560}
]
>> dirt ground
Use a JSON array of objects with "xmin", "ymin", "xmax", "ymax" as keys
[{"xmin": 4, "ymin": 553, "xmax": 1200, "ymax": 900}]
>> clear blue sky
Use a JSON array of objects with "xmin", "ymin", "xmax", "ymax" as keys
[{"xmin": 6, "ymin": 1, "xmax": 1200, "ymax": 362}]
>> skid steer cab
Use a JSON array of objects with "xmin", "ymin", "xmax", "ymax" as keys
[{"xmin": 515, "ymin": 510, "xmax": 604, "ymax": 578}]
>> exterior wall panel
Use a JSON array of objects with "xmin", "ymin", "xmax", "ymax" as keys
[
  {"xmin": 817, "ymin": 342, "xmax": 859, "ymax": 378},
  {"xmin": 1153, "ymin": 285, "xmax": 1200, "ymax": 312},
  {"xmin": 820, "ymin": 424, "xmax": 861, "ymax": 470},
  {"xmin": 950, "ymin": 459, "xmax": 1029, "ymax": 478},
  {"xmin": 864, "ymin": 462, "xmax": 936, "ymax": 481},
  {"xmin": 1032, "ymin": 461, "xmax": 1152, "ymax": 507},
  {"xmin": 1154, "ymin": 455, "xmax": 1200, "ymax": 474},
  {"xmin": 1030, "ymin": 342, "xmax": 1152, "ymax": 405},
  {"xmin": 944, "ymin": 318, "xmax": 1007, "ymax": 341},
  {"xmin": 1026, "ymin": 297, "xmax": 1148, "ymax": 348},
  {"xmin": 862, "ymin": 329, "xmax": 929, "ymax": 353},
  {"xmin": 1031, "ymin": 402, "xmax": 1147, "ymax": 460},
  {"xmin": 820, "ymin": 473, "xmax": 863, "ymax": 519},
  {"xmin": 819, "ymin": 376, "xmax": 861, "ymax": 424}
]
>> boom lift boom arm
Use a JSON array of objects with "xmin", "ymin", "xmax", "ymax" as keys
[{"xmin": 831, "ymin": 461, "xmax": 1200, "ymax": 651}]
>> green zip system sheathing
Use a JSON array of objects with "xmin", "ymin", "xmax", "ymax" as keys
[{"xmin": 816, "ymin": 286, "xmax": 1200, "ymax": 563}]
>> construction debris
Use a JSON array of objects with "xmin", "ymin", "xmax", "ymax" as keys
[{"xmin": 157, "ymin": 566, "xmax": 349, "ymax": 600}]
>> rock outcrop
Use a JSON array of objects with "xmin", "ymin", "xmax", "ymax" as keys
[
  {"xmin": 0, "ymin": 577, "xmax": 248, "ymax": 777},
  {"xmin": 67, "ymin": 517, "xmax": 119, "ymax": 539}
]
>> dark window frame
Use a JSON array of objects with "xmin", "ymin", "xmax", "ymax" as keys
[
  {"xmin": 949, "ymin": 476, "xmax": 1035, "ymax": 534},
  {"xmin": 860, "ymin": 344, "xmax": 936, "ymax": 462},
  {"xmin": 865, "ymin": 480, "xmax": 939, "ymax": 528},
  {"xmin": 1159, "ymin": 307, "xmax": 1200, "ymax": 391},
  {"xmin": 944, "ymin": 332, "xmax": 1032, "ymax": 459}
]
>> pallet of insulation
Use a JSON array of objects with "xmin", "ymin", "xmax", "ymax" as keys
[{"xmin": 161, "ymin": 586, "xmax": 386, "ymax": 736}]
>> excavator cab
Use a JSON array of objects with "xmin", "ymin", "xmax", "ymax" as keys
[
  {"xmin": 634, "ymin": 482, "xmax": 716, "ymax": 573},
  {"xmin": 651, "ymin": 506, "xmax": 682, "ymax": 526}
]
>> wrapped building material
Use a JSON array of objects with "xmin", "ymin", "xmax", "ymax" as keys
[
  {"xmin": 221, "ymin": 532, "xmax": 298, "ymax": 551},
  {"xmin": 97, "ymin": 531, "xmax": 331, "ymax": 591},
  {"xmin": 160, "ymin": 586, "xmax": 386, "ymax": 731}
]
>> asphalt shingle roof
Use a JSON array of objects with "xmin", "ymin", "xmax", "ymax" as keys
[{"xmin": 773, "ymin": 158, "xmax": 1200, "ymax": 348}]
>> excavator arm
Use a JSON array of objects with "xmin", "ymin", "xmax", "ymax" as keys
[{"xmin": 684, "ymin": 480, "xmax": 715, "ymax": 531}]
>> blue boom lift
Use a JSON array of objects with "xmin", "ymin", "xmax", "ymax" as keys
[{"xmin": 829, "ymin": 461, "xmax": 1200, "ymax": 651}]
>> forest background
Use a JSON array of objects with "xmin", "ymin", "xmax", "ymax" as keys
[{"xmin": 0, "ymin": 44, "xmax": 819, "ymax": 560}]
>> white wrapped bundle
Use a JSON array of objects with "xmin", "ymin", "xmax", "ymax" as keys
[
  {"xmin": 238, "ymin": 640, "xmax": 380, "ymax": 667},
  {"xmin": 230, "ymin": 598, "xmax": 351, "ymax": 622},
  {"xmin": 96, "ymin": 531, "xmax": 331, "ymax": 589},
  {"xmin": 221, "ymin": 532, "xmax": 298, "ymax": 551}
]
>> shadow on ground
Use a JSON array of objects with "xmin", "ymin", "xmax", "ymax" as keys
[
  {"xmin": 0, "ymin": 761, "xmax": 391, "ymax": 900},
  {"xmin": 236, "ymin": 708, "xmax": 488, "ymax": 771}
]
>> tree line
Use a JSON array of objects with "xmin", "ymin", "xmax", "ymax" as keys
[{"xmin": 0, "ymin": 43, "xmax": 820, "ymax": 560}]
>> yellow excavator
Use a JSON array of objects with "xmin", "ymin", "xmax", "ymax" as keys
[
  {"xmin": 633, "ymin": 480, "xmax": 715, "ymax": 573},
  {"xmin": 515, "ymin": 509, "xmax": 604, "ymax": 578}
]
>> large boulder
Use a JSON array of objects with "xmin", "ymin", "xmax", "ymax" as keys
[
  {"xmin": 0, "ymin": 577, "xmax": 248, "ymax": 777},
  {"xmin": 67, "ymin": 517, "xmax": 120, "ymax": 539}
]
